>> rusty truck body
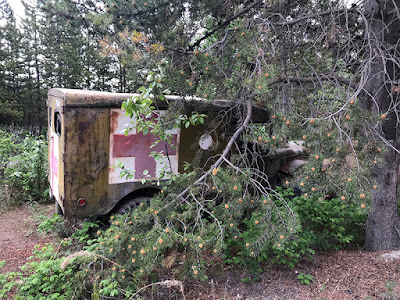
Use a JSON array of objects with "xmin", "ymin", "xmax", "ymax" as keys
[{"xmin": 47, "ymin": 88, "xmax": 306, "ymax": 218}]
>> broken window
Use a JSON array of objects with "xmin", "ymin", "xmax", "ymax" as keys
[{"xmin": 54, "ymin": 111, "xmax": 61, "ymax": 136}]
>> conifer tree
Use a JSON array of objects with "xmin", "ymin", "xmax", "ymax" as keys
[
  {"xmin": 0, "ymin": 0, "xmax": 24, "ymax": 125},
  {"xmin": 94, "ymin": 0, "xmax": 400, "ymax": 251}
]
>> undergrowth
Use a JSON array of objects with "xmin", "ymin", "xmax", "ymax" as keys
[
  {"xmin": 0, "ymin": 183, "xmax": 367, "ymax": 299},
  {"xmin": 0, "ymin": 129, "xmax": 48, "ymax": 211}
]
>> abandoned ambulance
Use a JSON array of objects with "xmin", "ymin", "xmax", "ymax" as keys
[{"xmin": 47, "ymin": 88, "xmax": 306, "ymax": 218}]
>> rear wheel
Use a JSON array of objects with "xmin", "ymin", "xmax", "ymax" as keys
[{"xmin": 114, "ymin": 196, "xmax": 150, "ymax": 215}]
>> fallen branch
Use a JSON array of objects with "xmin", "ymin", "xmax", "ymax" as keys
[
  {"xmin": 177, "ymin": 95, "xmax": 254, "ymax": 200},
  {"xmin": 128, "ymin": 280, "xmax": 185, "ymax": 300}
]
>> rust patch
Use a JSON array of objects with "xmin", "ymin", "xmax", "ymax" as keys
[
  {"xmin": 110, "ymin": 110, "xmax": 119, "ymax": 133},
  {"xmin": 78, "ymin": 114, "xmax": 96, "ymax": 145}
]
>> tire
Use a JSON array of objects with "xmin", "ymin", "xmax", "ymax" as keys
[{"xmin": 115, "ymin": 196, "xmax": 150, "ymax": 215}]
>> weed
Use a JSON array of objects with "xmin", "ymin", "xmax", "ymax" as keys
[
  {"xmin": 37, "ymin": 213, "xmax": 69, "ymax": 237},
  {"xmin": 297, "ymin": 271, "xmax": 314, "ymax": 285},
  {"xmin": 380, "ymin": 281, "xmax": 398, "ymax": 300}
]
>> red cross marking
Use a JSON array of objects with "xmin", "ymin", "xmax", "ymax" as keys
[
  {"xmin": 51, "ymin": 138, "xmax": 58, "ymax": 179},
  {"xmin": 113, "ymin": 132, "xmax": 178, "ymax": 178}
]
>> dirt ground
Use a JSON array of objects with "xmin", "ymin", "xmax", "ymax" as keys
[
  {"xmin": 187, "ymin": 249, "xmax": 400, "ymax": 299},
  {"xmin": 1, "ymin": 204, "xmax": 399, "ymax": 299},
  {"xmin": 0, "ymin": 204, "xmax": 53, "ymax": 274}
]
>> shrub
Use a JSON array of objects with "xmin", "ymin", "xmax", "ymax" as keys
[
  {"xmin": 0, "ymin": 130, "xmax": 17, "ymax": 180},
  {"xmin": 224, "ymin": 187, "xmax": 366, "ymax": 273},
  {"xmin": 4, "ymin": 134, "xmax": 48, "ymax": 204},
  {"xmin": 283, "ymin": 187, "xmax": 366, "ymax": 250},
  {"xmin": 0, "ymin": 243, "xmax": 91, "ymax": 300}
]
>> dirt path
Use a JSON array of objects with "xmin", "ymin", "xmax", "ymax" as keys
[{"xmin": 0, "ymin": 204, "xmax": 53, "ymax": 273}]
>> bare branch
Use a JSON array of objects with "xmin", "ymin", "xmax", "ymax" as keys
[
  {"xmin": 273, "ymin": 8, "xmax": 356, "ymax": 26},
  {"xmin": 268, "ymin": 74, "xmax": 358, "ymax": 89},
  {"xmin": 192, "ymin": 0, "xmax": 264, "ymax": 49}
]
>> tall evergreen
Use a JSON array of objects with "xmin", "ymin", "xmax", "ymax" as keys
[{"xmin": 0, "ymin": 0, "xmax": 23, "ymax": 125}]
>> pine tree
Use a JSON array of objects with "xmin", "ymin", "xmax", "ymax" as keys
[
  {"xmin": 0, "ymin": 0, "xmax": 24, "ymax": 125},
  {"xmin": 93, "ymin": 0, "xmax": 400, "ymax": 251}
]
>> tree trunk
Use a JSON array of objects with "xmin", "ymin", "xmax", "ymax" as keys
[
  {"xmin": 364, "ymin": 0, "xmax": 400, "ymax": 251},
  {"xmin": 365, "ymin": 145, "xmax": 400, "ymax": 250}
]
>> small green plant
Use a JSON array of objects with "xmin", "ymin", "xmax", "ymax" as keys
[
  {"xmin": 380, "ymin": 281, "xmax": 398, "ymax": 300},
  {"xmin": 0, "ymin": 130, "xmax": 18, "ymax": 211},
  {"xmin": 297, "ymin": 271, "xmax": 314, "ymax": 285},
  {"xmin": 38, "ymin": 213, "xmax": 67, "ymax": 236},
  {"xmin": 0, "ymin": 244, "xmax": 91, "ymax": 299},
  {"xmin": 222, "ymin": 186, "xmax": 365, "ymax": 277},
  {"xmin": 72, "ymin": 220, "xmax": 100, "ymax": 246}
]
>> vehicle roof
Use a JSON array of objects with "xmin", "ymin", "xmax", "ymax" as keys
[{"xmin": 47, "ymin": 88, "xmax": 269, "ymax": 123}]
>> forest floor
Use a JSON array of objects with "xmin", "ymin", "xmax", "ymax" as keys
[{"xmin": 1, "ymin": 204, "xmax": 399, "ymax": 300}]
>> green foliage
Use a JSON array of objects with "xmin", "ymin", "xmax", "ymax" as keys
[
  {"xmin": 282, "ymin": 187, "xmax": 366, "ymax": 250},
  {"xmin": 71, "ymin": 220, "xmax": 100, "ymax": 246},
  {"xmin": 0, "ymin": 243, "xmax": 90, "ymax": 299},
  {"xmin": 380, "ymin": 281, "xmax": 398, "ymax": 300},
  {"xmin": 38, "ymin": 213, "xmax": 64, "ymax": 235},
  {"xmin": 38, "ymin": 212, "xmax": 100, "ymax": 244},
  {"xmin": 24, "ymin": 182, "xmax": 359, "ymax": 298},
  {"xmin": 37, "ymin": 213, "xmax": 77, "ymax": 239},
  {"xmin": 0, "ymin": 129, "xmax": 17, "ymax": 180},
  {"xmin": 297, "ymin": 272, "xmax": 314, "ymax": 285},
  {"xmin": 224, "ymin": 187, "xmax": 365, "ymax": 276},
  {"xmin": 4, "ymin": 134, "xmax": 48, "ymax": 204},
  {"xmin": 0, "ymin": 185, "xmax": 367, "ymax": 299}
]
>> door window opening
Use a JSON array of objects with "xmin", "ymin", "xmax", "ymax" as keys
[{"xmin": 54, "ymin": 111, "xmax": 61, "ymax": 136}]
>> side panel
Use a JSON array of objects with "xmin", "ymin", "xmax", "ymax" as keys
[
  {"xmin": 178, "ymin": 125, "xmax": 228, "ymax": 172},
  {"xmin": 109, "ymin": 109, "xmax": 180, "ymax": 184}
]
